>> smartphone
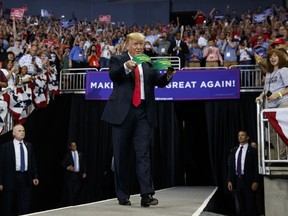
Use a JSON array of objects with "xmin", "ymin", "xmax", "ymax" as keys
[{"xmin": 266, "ymin": 91, "xmax": 272, "ymax": 97}]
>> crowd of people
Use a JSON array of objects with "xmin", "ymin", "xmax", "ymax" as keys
[{"xmin": 0, "ymin": 4, "xmax": 287, "ymax": 75}]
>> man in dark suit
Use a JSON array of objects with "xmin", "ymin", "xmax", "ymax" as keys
[
  {"xmin": 0, "ymin": 124, "xmax": 39, "ymax": 216},
  {"xmin": 168, "ymin": 31, "xmax": 189, "ymax": 68},
  {"xmin": 227, "ymin": 130, "xmax": 260, "ymax": 216},
  {"xmin": 62, "ymin": 141, "xmax": 86, "ymax": 206},
  {"xmin": 101, "ymin": 32, "xmax": 175, "ymax": 207}
]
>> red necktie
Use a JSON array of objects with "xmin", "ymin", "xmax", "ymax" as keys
[{"xmin": 132, "ymin": 66, "xmax": 141, "ymax": 107}]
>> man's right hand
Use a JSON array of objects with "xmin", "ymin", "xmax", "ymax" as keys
[{"xmin": 0, "ymin": 185, "xmax": 3, "ymax": 191}]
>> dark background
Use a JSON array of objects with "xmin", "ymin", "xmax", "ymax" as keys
[{"xmin": 2, "ymin": 0, "xmax": 284, "ymax": 26}]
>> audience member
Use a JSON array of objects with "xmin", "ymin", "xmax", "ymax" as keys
[
  {"xmin": 69, "ymin": 37, "xmax": 87, "ymax": 68},
  {"xmin": 203, "ymin": 38, "xmax": 223, "ymax": 67},
  {"xmin": 18, "ymin": 45, "xmax": 43, "ymax": 75},
  {"xmin": 168, "ymin": 31, "xmax": 189, "ymax": 68},
  {"xmin": 187, "ymin": 39, "xmax": 202, "ymax": 67},
  {"xmin": 0, "ymin": 124, "xmax": 39, "ymax": 216},
  {"xmin": 220, "ymin": 33, "xmax": 238, "ymax": 67},
  {"xmin": 0, "ymin": 69, "xmax": 8, "ymax": 91},
  {"xmin": 153, "ymin": 31, "xmax": 171, "ymax": 56},
  {"xmin": 87, "ymin": 44, "xmax": 100, "ymax": 69},
  {"xmin": 255, "ymin": 49, "xmax": 288, "ymax": 160},
  {"xmin": 143, "ymin": 41, "xmax": 157, "ymax": 57},
  {"xmin": 100, "ymin": 38, "xmax": 115, "ymax": 69}
]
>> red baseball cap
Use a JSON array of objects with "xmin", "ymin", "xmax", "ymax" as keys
[{"xmin": 271, "ymin": 38, "xmax": 286, "ymax": 46}]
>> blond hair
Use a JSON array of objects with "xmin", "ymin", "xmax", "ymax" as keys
[{"xmin": 126, "ymin": 32, "xmax": 145, "ymax": 44}]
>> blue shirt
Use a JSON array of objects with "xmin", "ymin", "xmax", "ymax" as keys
[{"xmin": 69, "ymin": 46, "xmax": 86, "ymax": 62}]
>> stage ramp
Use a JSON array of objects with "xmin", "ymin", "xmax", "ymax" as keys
[{"xmin": 26, "ymin": 186, "xmax": 222, "ymax": 216}]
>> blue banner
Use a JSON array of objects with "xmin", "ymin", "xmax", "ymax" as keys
[{"xmin": 85, "ymin": 69, "xmax": 240, "ymax": 101}]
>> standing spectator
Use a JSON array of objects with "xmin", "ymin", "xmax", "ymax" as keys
[
  {"xmin": 0, "ymin": 35, "xmax": 7, "ymax": 68},
  {"xmin": 87, "ymin": 44, "xmax": 100, "ymax": 69},
  {"xmin": 7, "ymin": 38, "xmax": 24, "ymax": 60},
  {"xmin": 69, "ymin": 37, "xmax": 87, "ymax": 69},
  {"xmin": 202, "ymin": 38, "xmax": 223, "ymax": 67},
  {"xmin": 0, "ymin": 60, "xmax": 18, "ymax": 91},
  {"xmin": 143, "ymin": 41, "xmax": 157, "ymax": 57},
  {"xmin": 61, "ymin": 141, "xmax": 87, "ymax": 206},
  {"xmin": 194, "ymin": 9, "xmax": 207, "ymax": 26},
  {"xmin": 187, "ymin": 39, "xmax": 202, "ymax": 67},
  {"xmin": 0, "ymin": 69, "xmax": 8, "ymax": 91},
  {"xmin": 101, "ymin": 32, "xmax": 175, "ymax": 207},
  {"xmin": 238, "ymin": 39, "xmax": 253, "ymax": 66},
  {"xmin": 255, "ymin": 49, "xmax": 288, "ymax": 160},
  {"xmin": 168, "ymin": 31, "xmax": 189, "ymax": 68},
  {"xmin": 220, "ymin": 33, "xmax": 239, "ymax": 67},
  {"xmin": 252, "ymin": 36, "xmax": 269, "ymax": 59},
  {"xmin": 100, "ymin": 38, "xmax": 115, "ymax": 69},
  {"xmin": 153, "ymin": 32, "xmax": 171, "ymax": 56},
  {"xmin": 227, "ymin": 130, "xmax": 260, "ymax": 216},
  {"xmin": 18, "ymin": 45, "xmax": 43, "ymax": 75},
  {"xmin": 0, "ymin": 124, "xmax": 39, "ymax": 216},
  {"xmin": 250, "ymin": 25, "xmax": 269, "ymax": 48}
]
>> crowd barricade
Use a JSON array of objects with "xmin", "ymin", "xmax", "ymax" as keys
[
  {"xmin": 229, "ymin": 64, "xmax": 263, "ymax": 89},
  {"xmin": 181, "ymin": 65, "xmax": 264, "ymax": 90},
  {"xmin": 257, "ymin": 102, "xmax": 288, "ymax": 175},
  {"xmin": 59, "ymin": 68, "xmax": 98, "ymax": 94},
  {"xmin": 99, "ymin": 68, "xmax": 109, "ymax": 71},
  {"xmin": 59, "ymin": 57, "xmax": 181, "ymax": 93}
]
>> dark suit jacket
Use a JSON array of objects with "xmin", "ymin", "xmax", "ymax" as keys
[
  {"xmin": 62, "ymin": 151, "xmax": 86, "ymax": 175},
  {"xmin": 0, "ymin": 141, "xmax": 38, "ymax": 190},
  {"xmin": 101, "ymin": 52, "xmax": 171, "ymax": 127},
  {"xmin": 168, "ymin": 40, "xmax": 189, "ymax": 66},
  {"xmin": 227, "ymin": 145, "xmax": 260, "ymax": 188}
]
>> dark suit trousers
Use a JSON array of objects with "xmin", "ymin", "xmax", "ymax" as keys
[
  {"xmin": 234, "ymin": 176, "xmax": 257, "ymax": 216},
  {"xmin": 2, "ymin": 172, "xmax": 32, "ymax": 216},
  {"xmin": 112, "ymin": 102, "xmax": 155, "ymax": 200}
]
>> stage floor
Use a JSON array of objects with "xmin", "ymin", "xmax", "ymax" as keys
[{"xmin": 26, "ymin": 186, "xmax": 221, "ymax": 216}]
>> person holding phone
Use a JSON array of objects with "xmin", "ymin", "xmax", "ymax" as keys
[{"xmin": 18, "ymin": 45, "xmax": 42, "ymax": 75}]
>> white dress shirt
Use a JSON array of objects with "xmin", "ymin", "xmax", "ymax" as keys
[{"xmin": 13, "ymin": 139, "xmax": 28, "ymax": 171}]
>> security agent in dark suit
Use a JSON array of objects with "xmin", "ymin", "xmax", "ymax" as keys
[
  {"xmin": 0, "ymin": 124, "xmax": 39, "ymax": 216},
  {"xmin": 62, "ymin": 141, "xmax": 86, "ymax": 206},
  {"xmin": 227, "ymin": 130, "xmax": 260, "ymax": 216},
  {"xmin": 101, "ymin": 32, "xmax": 175, "ymax": 207}
]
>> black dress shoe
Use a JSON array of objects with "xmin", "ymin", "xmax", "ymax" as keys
[
  {"xmin": 118, "ymin": 199, "xmax": 131, "ymax": 206},
  {"xmin": 141, "ymin": 195, "xmax": 158, "ymax": 207}
]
